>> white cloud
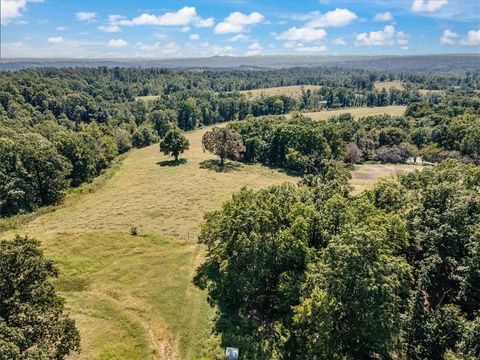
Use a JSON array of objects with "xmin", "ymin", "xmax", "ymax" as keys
[
  {"xmin": 246, "ymin": 42, "xmax": 262, "ymax": 56},
  {"xmin": 333, "ymin": 37, "xmax": 346, "ymax": 45},
  {"xmin": 214, "ymin": 11, "xmax": 264, "ymax": 34},
  {"xmin": 228, "ymin": 34, "xmax": 249, "ymax": 42},
  {"xmin": 98, "ymin": 24, "xmax": 121, "ymax": 32},
  {"xmin": 107, "ymin": 39, "xmax": 128, "ymax": 48},
  {"xmin": 440, "ymin": 29, "xmax": 458, "ymax": 44},
  {"xmin": 277, "ymin": 27, "xmax": 327, "ymax": 42},
  {"xmin": 295, "ymin": 44, "xmax": 327, "ymax": 53},
  {"xmin": 411, "ymin": 0, "xmax": 448, "ymax": 12},
  {"xmin": 181, "ymin": 26, "xmax": 190, "ymax": 32},
  {"xmin": 210, "ymin": 45, "xmax": 235, "ymax": 56},
  {"xmin": 2, "ymin": 0, "xmax": 43, "ymax": 25},
  {"xmin": 192, "ymin": 17, "xmax": 214, "ymax": 28},
  {"xmin": 76, "ymin": 11, "xmax": 97, "ymax": 22},
  {"xmin": 48, "ymin": 36, "xmax": 64, "ymax": 44},
  {"xmin": 117, "ymin": 6, "xmax": 212, "ymax": 29},
  {"xmin": 135, "ymin": 41, "xmax": 180, "ymax": 56},
  {"xmin": 307, "ymin": 8, "xmax": 357, "ymax": 28},
  {"xmin": 189, "ymin": 33, "xmax": 200, "ymax": 41},
  {"xmin": 56, "ymin": 26, "xmax": 68, "ymax": 31},
  {"xmin": 374, "ymin": 11, "xmax": 394, "ymax": 22},
  {"xmin": 460, "ymin": 29, "xmax": 480, "ymax": 46},
  {"xmin": 355, "ymin": 25, "xmax": 408, "ymax": 47}
]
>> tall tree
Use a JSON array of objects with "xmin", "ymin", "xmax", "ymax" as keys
[
  {"xmin": 202, "ymin": 127, "xmax": 245, "ymax": 166},
  {"xmin": 159, "ymin": 126, "xmax": 189, "ymax": 161},
  {"xmin": 0, "ymin": 236, "xmax": 80, "ymax": 359}
]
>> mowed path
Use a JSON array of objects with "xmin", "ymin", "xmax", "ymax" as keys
[{"xmin": 6, "ymin": 126, "xmax": 298, "ymax": 360}]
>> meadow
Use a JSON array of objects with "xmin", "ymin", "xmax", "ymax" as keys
[
  {"xmin": 373, "ymin": 81, "xmax": 405, "ymax": 90},
  {"xmin": 3, "ymin": 121, "xmax": 420, "ymax": 359},
  {"xmin": 238, "ymin": 85, "xmax": 322, "ymax": 99},
  {"xmin": 295, "ymin": 105, "xmax": 406, "ymax": 121}
]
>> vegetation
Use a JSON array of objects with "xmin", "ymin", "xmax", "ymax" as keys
[
  {"xmin": 0, "ymin": 236, "xmax": 80, "ymax": 359},
  {"xmin": 160, "ymin": 126, "xmax": 190, "ymax": 161},
  {"xmin": 202, "ymin": 127, "xmax": 245, "ymax": 167},
  {"xmin": 195, "ymin": 160, "xmax": 480, "ymax": 359}
]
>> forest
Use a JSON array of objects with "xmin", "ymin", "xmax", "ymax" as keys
[{"xmin": 1, "ymin": 64, "xmax": 479, "ymax": 359}]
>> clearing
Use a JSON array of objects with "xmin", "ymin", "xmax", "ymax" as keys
[
  {"xmin": 2, "ymin": 121, "xmax": 420, "ymax": 359},
  {"xmin": 374, "ymin": 81, "xmax": 405, "ymax": 91},
  {"xmin": 239, "ymin": 85, "xmax": 322, "ymax": 99},
  {"xmin": 295, "ymin": 105, "xmax": 406, "ymax": 121}
]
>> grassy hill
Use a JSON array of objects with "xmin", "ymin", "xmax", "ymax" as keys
[{"xmin": 2, "ymin": 122, "xmax": 421, "ymax": 359}]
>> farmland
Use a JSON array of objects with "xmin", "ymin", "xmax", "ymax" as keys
[
  {"xmin": 294, "ymin": 105, "xmax": 406, "ymax": 121},
  {"xmin": 239, "ymin": 85, "xmax": 322, "ymax": 99}
]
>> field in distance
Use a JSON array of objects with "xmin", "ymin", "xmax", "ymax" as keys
[
  {"xmin": 238, "ymin": 85, "xmax": 322, "ymax": 99},
  {"xmin": 374, "ymin": 81, "xmax": 405, "ymax": 90},
  {"xmin": 294, "ymin": 105, "xmax": 406, "ymax": 121}
]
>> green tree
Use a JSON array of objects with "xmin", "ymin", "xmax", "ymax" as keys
[
  {"xmin": 159, "ymin": 126, "xmax": 189, "ymax": 161},
  {"xmin": 151, "ymin": 109, "xmax": 177, "ymax": 138},
  {"xmin": 0, "ymin": 236, "xmax": 80, "ymax": 359},
  {"xmin": 202, "ymin": 127, "xmax": 245, "ymax": 166}
]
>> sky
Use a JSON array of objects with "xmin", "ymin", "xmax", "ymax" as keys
[{"xmin": 1, "ymin": 0, "xmax": 479, "ymax": 58}]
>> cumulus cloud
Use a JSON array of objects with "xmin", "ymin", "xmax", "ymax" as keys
[
  {"xmin": 333, "ymin": 37, "xmax": 346, "ymax": 45},
  {"xmin": 228, "ymin": 34, "xmax": 250, "ymax": 42},
  {"xmin": 76, "ymin": 11, "xmax": 96, "ymax": 22},
  {"xmin": 2, "ymin": 0, "xmax": 43, "ymax": 25},
  {"xmin": 374, "ymin": 11, "xmax": 394, "ymax": 22},
  {"xmin": 214, "ymin": 11, "xmax": 264, "ymax": 34},
  {"xmin": 107, "ymin": 39, "xmax": 128, "ymax": 48},
  {"xmin": 277, "ymin": 27, "xmax": 327, "ymax": 42},
  {"xmin": 355, "ymin": 25, "xmax": 408, "ymax": 47},
  {"xmin": 117, "ymin": 6, "xmax": 213, "ymax": 29},
  {"xmin": 98, "ymin": 24, "xmax": 121, "ymax": 32},
  {"xmin": 411, "ymin": 0, "xmax": 448, "ymax": 12},
  {"xmin": 306, "ymin": 8, "xmax": 357, "ymax": 28},
  {"xmin": 210, "ymin": 45, "xmax": 235, "ymax": 56},
  {"xmin": 460, "ymin": 29, "xmax": 480, "ymax": 46},
  {"xmin": 47, "ymin": 36, "xmax": 64, "ymax": 44},
  {"xmin": 284, "ymin": 42, "xmax": 327, "ymax": 53},
  {"xmin": 440, "ymin": 29, "xmax": 458, "ymax": 44},
  {"xmin": 246, "ymin": 42, "xmax": 262, "ymax": 55},
  {"xmin": 135, "ymin": 41, "xmax": 180, "ymax": 56},
  {"xmin": 189, "ymin": 33, "xmax": 200, "ymax": 41}
]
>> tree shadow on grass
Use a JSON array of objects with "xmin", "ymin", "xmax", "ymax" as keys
[
  {"xmin": 157, "ymin": 158, "xmax": 187, "ymax": 167},
  {"xmin": 199, "ymin": 159, "xmax": 243, "ymax": 173}
]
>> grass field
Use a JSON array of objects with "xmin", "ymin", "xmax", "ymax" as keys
[
  {"xmin": 135, "ymin": 95, "xmax": 161, "ymax": 102},
  {"xmin": 350, "ymin": 163, "xmax": 422, "ymax": 194},
  {"xmin": 239, "ymin": 85, "xmax": 322, "ymax": 99},
  {"xmin": 295, "ymin": 105, "xmax": 406, "ymax": 121},
  {"xmin": 2, "ymin": 121, "xmax": 420, "ymax": 359},
  {"xmin": 3, "ymin": 126, "xmax": 298, "ymax": 360},
  {"xmin": 374, "ymin": 81, "xmax": 405, "ymax": 91}
]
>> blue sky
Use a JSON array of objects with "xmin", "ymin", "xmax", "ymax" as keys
[{"xmin": 1, "ymin": 0, "xmax": 479, "ymax": 58}]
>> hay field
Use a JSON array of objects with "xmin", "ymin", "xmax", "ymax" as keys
[
  {"xmin": 239, "ymin": 85, "xmax": 322, "ymax": 99},
  {"xmin": 3, "ymin": 125, "xmax": 298, "ymax": 360},
  {"xmin": 296, "ymin": 105, "xmax": 406, "ymax": 121},
  {"xmin": 374, "ymin": 81, "xmax": 405, "ymax": 90}
]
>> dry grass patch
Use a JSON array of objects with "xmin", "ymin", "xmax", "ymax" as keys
[
  {"xmin": 239, "ymin": 85, "xmax": 322, "ymax": 99},
  {"xmin": 350, "ymin": 163, "xmax": 422, "ymax": 194},
  {"xmin": 374, "ymin": 81, "xmax": 405, "ymax": 91},
  {"xmin": 295, "ymin": 105, "xmax": 406, "ymax": 121}
]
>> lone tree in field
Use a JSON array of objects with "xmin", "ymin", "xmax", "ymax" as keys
[
  {"xmin": 0, "ymin": 236, "xmax": 80, "ymax": 359},
  {"xmin": 159, "ymin": 126, "xmax": 189, "ymax": 161},
  {"xmin": 202, "ymin": 127, "xmax": 245, "ymax": 166}
]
